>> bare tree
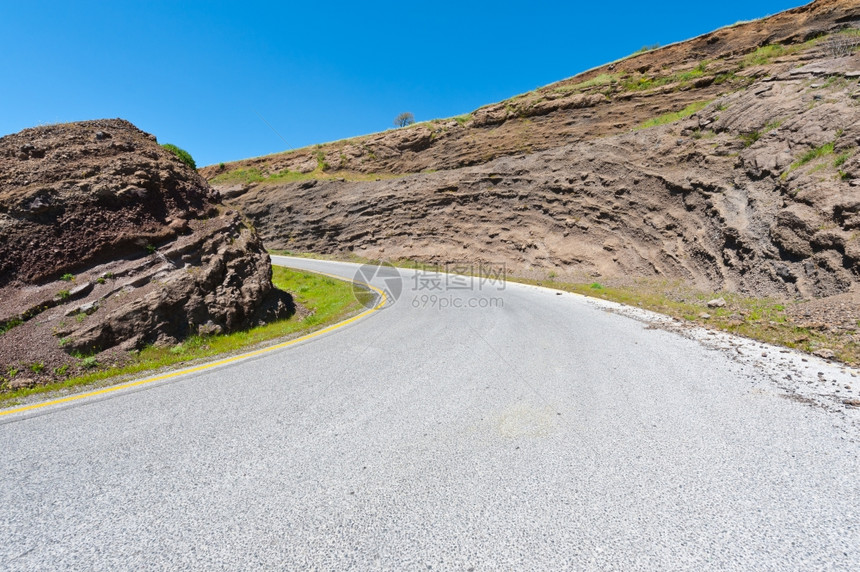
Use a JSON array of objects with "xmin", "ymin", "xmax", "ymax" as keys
[{"xmin": 394, "ymin": 112, "xmax": 415, "ymax": 128}]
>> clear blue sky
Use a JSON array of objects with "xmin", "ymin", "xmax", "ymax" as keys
[{"xmin": 1, "ymin": 0, "xmax": 805, "ymax": 167}]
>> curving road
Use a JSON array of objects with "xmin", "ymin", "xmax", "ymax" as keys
[{"xmin": 1, "ymin": 256, "xmax": 859, "ymax": 570}]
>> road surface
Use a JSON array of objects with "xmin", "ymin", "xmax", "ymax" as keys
[{"xmin": 1, "ymin": 256, "xmax": 859, "ymax": 570}]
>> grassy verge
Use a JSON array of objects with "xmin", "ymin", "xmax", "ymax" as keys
[
  {"xmin": 271, "ymin": 251, "xmax": 859, "ymax": 366},
  {"xmin": 0, "ymin": 267, "xmax": 364, "ymax": 408}
]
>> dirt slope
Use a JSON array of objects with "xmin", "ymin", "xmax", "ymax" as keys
[
  {"xmin": 206, "ymin": 1, "xmax": 860, "ymax": 311},
  {"xmin": 0, "ymin": 119, "xmax": 291, "ymax": 388}
]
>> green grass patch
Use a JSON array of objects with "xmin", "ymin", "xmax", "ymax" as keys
[
  {"xmin": 791, "ymin": 142, "xmax": 835, "ymax": 170},
  {"xmin": 743, "ymin": 44, "xmax": 787, "ymax": 67},
  {"xmin": 315, "ymin": 150, "xmax": 330, "ymax": 171},
  {"xmin": 781, "ymin": 138, "xmax": 845, "ymax": 179},
  {"xmin": 675, "ymin": 62, "xmax": 708, "ymax": 82},
  {"xmin": 691, "ymin": 129, "xmax": 716, "ymax": 140},
  {"xmin": 210, "ymin": 167, "xmax": 267, "ymax": 185},
  {"xmin": 635, "ymin": 101, "xmax": 711, "ymax": 130},
  {"xmin": 764, "ymin": 119, "xmax": 784, "ymax": 133},
  {"xmin": 742, "ymin": 36, "xmax": 826, "ymax": 68},
  {"xmin": 713, "ymin": 73, "xmax": 735, "ymax": 85},
  {"xmin": 609, "ymin": 62, "xmax": 712, "ymax": 94},
  {"xmin": 809, "ymin": 162, "xmax": 829, "ymax": 175},
  {"xmin": 0, "ymin": 267, "xmax": 364, "ymax": 408},
  {"xmin": 621, "ymin": 75, "xmax": 673, "ymax": 92},
  {"xmin": 739, "ymin": 116, "xmax": 784, "ymax": 146},
  {"xmin": 1, "ymin": 318, "xmax": 23, "ymax": 335},
  {"xmin": 739, "ymin": 131, "xmax": 760, "ymax": 147},
  {"xmin": 834, "ymin": 150, "xmax": 852, "ymax": 168},
  {"xmin": 555, "ymin": 73, "xmax": 618, "ymax": 94}
]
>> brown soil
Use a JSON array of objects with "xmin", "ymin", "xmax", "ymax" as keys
[{"xmin": 0, "ymin": 119, "xmax": 291, "ymax": 391}]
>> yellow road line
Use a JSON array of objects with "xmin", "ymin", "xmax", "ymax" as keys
[{"xmin": 0, "ymin": 269, "xmax": 387, "ymax": 418}]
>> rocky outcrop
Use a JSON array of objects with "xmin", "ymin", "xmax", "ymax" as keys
[
  {"xmin": 228, "ymin": 52, "xmax": 860, "ymax": 300},
  {"xmin": 211, "ymin": 1, "xmax": 860, "ymax": 307},
  {"xmin": 0, "ymin": 119, "xmax": 291, "ymax": 386}
]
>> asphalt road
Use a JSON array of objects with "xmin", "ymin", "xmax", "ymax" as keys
[{"xmin": 1, "ymin": 256, "xmax": 859, "ymax": 571}]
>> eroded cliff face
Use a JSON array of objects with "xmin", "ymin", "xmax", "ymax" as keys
[
  {"xmin": 0, "ymin": 119, "xmax": 291, "ymax": 387},
  {"xmin": 214, "ymin": 2, "xmax": 860, "ymax": 304}
]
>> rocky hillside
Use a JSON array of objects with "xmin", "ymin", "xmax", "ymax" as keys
[
  {"xmin": 0, "ymin": 119, "xmax": 291, "ymax": 389},
  {"xmin": 205, "ymin": 1, "xmax": 860, "ymax": 308},
  {"xmin": 202, "ymin": 0, "xmax": 858, "ymax": 180}
]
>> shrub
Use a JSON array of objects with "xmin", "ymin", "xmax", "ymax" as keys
[{"xmin": 161, "ymin": 143, "xmax": 197, "ymax": 169}]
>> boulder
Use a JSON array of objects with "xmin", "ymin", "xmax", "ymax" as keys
[{"xmin": 0, "ymin": 119, "xmax": 293, "ymax": 375}]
